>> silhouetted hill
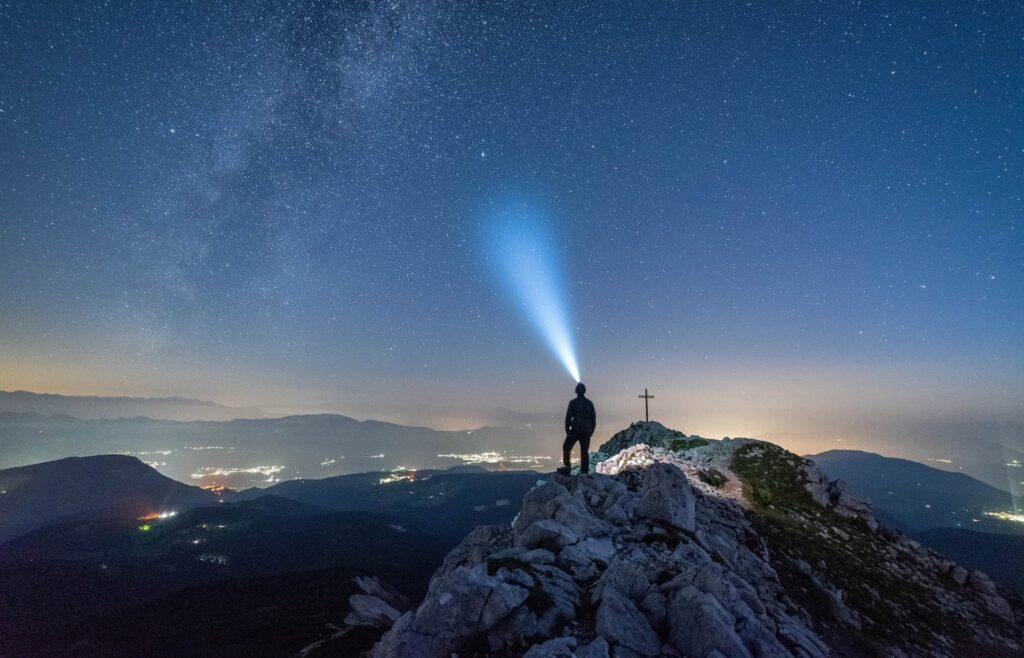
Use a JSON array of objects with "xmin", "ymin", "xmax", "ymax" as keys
[
  {"xmin": 0, "ymin": 455, "xmax": 216, "ymax": 544},
  {"xmin": 0, "ymin": 389, "xmax": 268, "ymax": 421},
  {"xmin": 806, "ymin": 449, "xmax": 1018, "ymax": 534}
]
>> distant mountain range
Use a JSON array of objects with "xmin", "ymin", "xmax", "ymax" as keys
[
  {"xmin": 0, "ymin": 411, "xmax": 556, "ymax": 487},
  {"xmin": 0, "ymin": 390, "xmax": 269, "ymax": 421}
]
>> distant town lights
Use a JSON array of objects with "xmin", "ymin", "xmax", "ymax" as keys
[{"xmin": 984, "ymin": 511, "xmax": 1024, "ymax": 524}]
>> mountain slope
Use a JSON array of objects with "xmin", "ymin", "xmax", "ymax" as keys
[
  {"xmin": 369, "ymin": 422, "xmax": 1023, "ymax": 658},
  {"xmin": 807, "ymin": 449, "xmax": 1019, "ymax": 534},
  {"xmin": 0, "ymin": 455, "xmax": 216, "ymax": 544}
]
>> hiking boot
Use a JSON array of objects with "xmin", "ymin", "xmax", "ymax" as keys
[{"xmin": 556, "ymin": 466, "xmax": 571, "ymax": 476}]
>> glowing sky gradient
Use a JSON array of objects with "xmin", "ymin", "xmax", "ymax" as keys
[{"xmin": 1, "ymin": 2, "xmax": 1022, "ymax": 456}]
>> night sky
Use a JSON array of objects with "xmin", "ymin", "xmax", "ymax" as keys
[{"xmin": 1, "ymin": 2, "xmax": 1021, "ymax": 453}]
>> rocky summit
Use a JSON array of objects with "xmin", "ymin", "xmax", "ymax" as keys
[{"xmin": 357, "ymin": 422, "xmax": 1024, "ymax": 657}]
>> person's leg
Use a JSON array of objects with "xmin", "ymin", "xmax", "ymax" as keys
[
  {"xmin": 580, "ymin": 434, "xmax": 591, "ymax": 473},
  {"xmin": 561, "ymin": 434, "xmax": 577, "ymax": 469}
]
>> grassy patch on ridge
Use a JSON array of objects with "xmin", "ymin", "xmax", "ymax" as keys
[{"xmin": 730, "ymin": 442, "xmax": 974, "ymax": 652}]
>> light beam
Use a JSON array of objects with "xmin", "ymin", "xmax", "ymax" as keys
[{"xmin": 485, "ymin": 201, "xmax": 580, "ymax": 382}]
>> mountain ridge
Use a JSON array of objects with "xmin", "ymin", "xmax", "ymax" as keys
[
  {"xmin": 0, "ymin": 390, "xmax": 269, "ymax": 422},
  {"xmin": 362, "ymin": 422, "xmax": 1024, "ymax": 657}
]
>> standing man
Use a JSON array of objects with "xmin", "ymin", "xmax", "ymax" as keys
[{"xmin": 558, "ymin": 382, "xmax": 596, "ymax": 475}]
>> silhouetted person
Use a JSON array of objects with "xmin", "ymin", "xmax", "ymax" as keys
[{"xmin": 558, "ymin": 382, "xmax": 596, "ymax": 475}]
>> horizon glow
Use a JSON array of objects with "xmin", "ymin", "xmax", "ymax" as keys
[{"xmin": 486, "ymin": 202, "xmax": 581, "ymax": 383}]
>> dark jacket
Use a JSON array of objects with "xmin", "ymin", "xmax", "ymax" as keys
[{"xmin": 565, "ymin": 395, "xmax": 596, "ymax": 437}]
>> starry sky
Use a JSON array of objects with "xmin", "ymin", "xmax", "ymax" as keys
[{"xmin": 1, "ymin": 1, "xmax": 1022, "ymax": 454}]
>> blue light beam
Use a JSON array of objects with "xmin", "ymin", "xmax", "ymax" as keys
[{"xmin": 485, "ymin": 203, "xmax": 580, "ymax": 382}]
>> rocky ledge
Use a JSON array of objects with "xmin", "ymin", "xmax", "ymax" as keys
[{"xmin": 364, "ymin": 423, "xmax": 1023, "ymax": 657}]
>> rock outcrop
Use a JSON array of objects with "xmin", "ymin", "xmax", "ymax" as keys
[
  {"xmin": 298, "ymin": 576, "xmax": 411, "ymax": 657},
  {"xmin": 591, "ymin": 420, "xmax": 689, "ymax": 458},
  {"xmin": 372, "ymin": 442, "xmax": 827, "ymax": 657},
  {"xmin": 368, "ymin": 424, "xmax": 1024, "ymax": 658},
  {"xmin": 803, "ymin": 461, "xmax": 878, "ymax": 532}
]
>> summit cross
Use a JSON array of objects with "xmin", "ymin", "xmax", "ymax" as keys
[{"xmin": 638, "ymin": 388, "xmax": 655, "ymax": 422}]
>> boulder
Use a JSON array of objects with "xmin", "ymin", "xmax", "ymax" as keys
[
  {"xmin": 523, "ymin": 548, "xmax": 557, "ymax": 565},
  {"xmin": 371, "ymin": 566, "xmax": 528, "ymax": 658},
  {"xmin": 518, "ymin": 519, "xmax": 579, "ymax": 551},
  {"xmin": 577, "ymin": 537, "xmax": 617, "ymax": 564},
  {"xmin": 596, "ymin": 588, "xmax": 662, "ymax": 657},
  {"xmin": 436, "ymin": 524, "xmax": 510, "ymax": 578},
  {"xmin": 513, "ymin": 480, "xmax": 610, "ymax": 543},
  {"xmin": 559, "ymin": 543, "xmax": 599, "ymax": 582},
  {"xmin": 667, "ymin": 585, "xmax": 751, "ymax": 658},
  {"xmin": 344, "ymin": 593, "xmax": 401, "ymax": 627},
  {"xmin": 595, "ymin": 557, "xmax": 652, "ymax": 604},
  {"xmin": 577, "ymin": 636, "xmax": 611, "ymax": 658},
  {"xmin": 635, "ymin": 462, "xmax": 696, "ymax": 532}
]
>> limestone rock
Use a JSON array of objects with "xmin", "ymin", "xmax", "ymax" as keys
[
  {"xmin": 596, "ymin": 588, "xmax": 662, "ymax": 657},
  {"xmin": 634, "ymin": 462, "xmax": 696, "ymax": 532},
  {"xmin": 437, "ymin": 524, "xmax": 511, "ymax": 578},
  {"xmin": 371, "ymin": 566, "xmax": 528, "ymax": 658},
  {"xmin": 344, "ymin": 593, "xmax": 401, "ymax": 627},
  {"xmin": 577, "ymin": 636, "xmax": 611, "ymax": 658},
  {"xmin": 597, "ymin": 421, "xmax": 687, "ymax": 456},
  {"xmin": 667, "ymin": 585, "xmax": 751, "ymax": 658},
  {"xmin": 518, "ymin": 519, "xmax": 579, "ymax": 551},
  {"xmin": 371, "ymin": 432, "xmax": 1023, "ymax": 658}
]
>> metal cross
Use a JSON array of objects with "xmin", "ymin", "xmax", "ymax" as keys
[{"xmin": 638, "ymin": 388, "xmax": 655, "ymax": 422}]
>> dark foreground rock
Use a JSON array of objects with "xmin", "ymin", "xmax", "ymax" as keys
[{"xmin": 367, "ymin": 425, "xmax": 1024, "ymax": 658}]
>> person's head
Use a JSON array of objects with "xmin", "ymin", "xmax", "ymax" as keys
[{"xmin": 575, "ymin": 382, "xmax": 586, "ymax": 396}]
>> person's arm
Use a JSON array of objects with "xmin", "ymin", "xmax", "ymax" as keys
[
  {"xmin": 565, "ymin": 401, "xmax": 573, "ymax": 434},
  {"xmin": 590, "ymin": 400, "xmax": 597, "ymax": 433}
]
